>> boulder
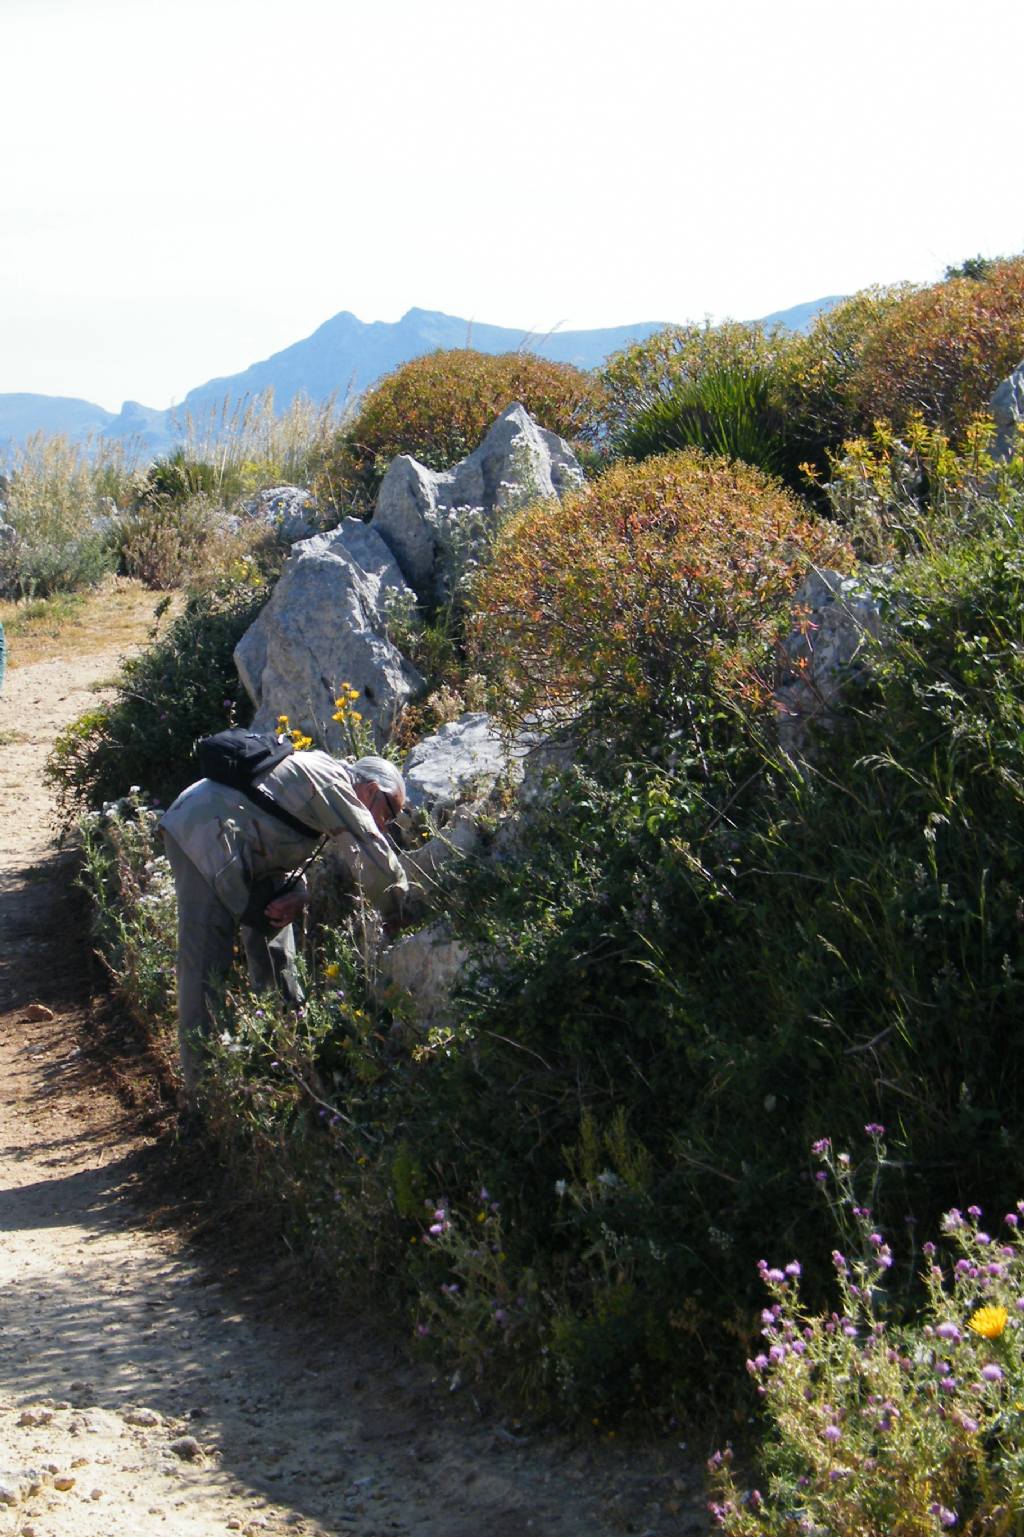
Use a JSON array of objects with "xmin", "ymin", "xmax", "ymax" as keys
[
  {"xmin": 402, "ymin": 712, "xmax": 530, "ymax": 816},
  {"xmin": 370, "ymin": 403, "xmax": 584, "ymax": 604},
  {"xmin": 990, "ymin": 360, "xmax": 1024, "ymax": 462},
  {"xmin": 234, "ymin": 519, "xmax": 425, "ymax": 749},
  {"xmin": 775, "ymin": 568, "xmax": 884, "ymax": 759},
  {"xmin": 241, "ymin": 484, "xmax": 322, "ymax": 543},
  {"xmin": 376, "ymin": 921, "xmax": 469, "ymax": 1032}
]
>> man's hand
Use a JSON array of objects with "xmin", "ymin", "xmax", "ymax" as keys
[{"xmin": 264, "ymin": 891, "xmax": 306, "ymax": 929}]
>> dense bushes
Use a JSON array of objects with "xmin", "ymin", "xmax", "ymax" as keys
[
  {"xmin": 471, "ymin": 449, "xmax": 851, "ymax": 746},
  {"xmin": 848, "ymin": 257, "xmax": 1024, "ymax": 440},
  {"xmin": 314, "ymin": 349, "xmax": 608, "ymax": 511},
  {"xmin": 601, "ymin": 321, "xmax": 806, "ymax": 481}
]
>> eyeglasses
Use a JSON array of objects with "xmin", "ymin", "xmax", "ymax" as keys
[{"xmin": 376, "ymin": 788, "xmax": 402, "ymax": 825}]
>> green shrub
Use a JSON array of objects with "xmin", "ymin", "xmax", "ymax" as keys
[
  {"xmin": 140, "ymin": 448, "xmax": 229, "ymax": 506},
  {"xmin": 617, "ymin": 362, "xmax": 797, "ymax": 480},
  {"xmin": 470, "ymin": 449, "xmax": 851, "ymax": 748},
  {"xmin": 314, "ymin": 350, "xmax": 608, "ymax": 513},
  {"xmin": 849, "ymin": 257, "xmax": 1024, "ymax": 441},
  {"xmin": 47, "ymin": 571, "xmax": 270, "ymax": 817},
  {"xmin": 600, "ymin": 320, "xmax": 791, "ymax": 437}
]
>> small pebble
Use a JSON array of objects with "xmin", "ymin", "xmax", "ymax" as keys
[
  {"xmin": 17, "ymin": 1410, "xmax": 53, "ymax": 1429},
  {"xmin": 23, "ymin": 1004, "xmax": 55, "ymax": 1022},
  {"xmin": 53, "ymin": 1476, "xmax": 76, "ymax": 1493},
  {"xmin": 122, "ymin": 1407, "xmax": 163, "ymax": 1428},
  {"xmin": 169, "ymin": 1436, "xmax": 202, "ymax": 1462},
  {"xmin": 0, "ymin": 1481, "xmax": 20, "ymax": 1507}
]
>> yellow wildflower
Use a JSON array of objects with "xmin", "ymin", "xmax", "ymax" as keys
[
  {"xmin": 348, "ymin": 710, "xmax": 362, "ymax": 723},
  {"xmin": 969, "ymin": 1305, "xmax": 1008, "ymax": 1339},
  {"xmin": 324, "ymin": 962, "xmax": 340, "ymax": 979}
]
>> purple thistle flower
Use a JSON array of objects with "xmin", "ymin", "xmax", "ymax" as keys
[
  {"xmin": 765, "ymin": 1268, "xmax": 786, "ymax": 1284},
  {"xmin": 929, "ymin": 1504, "xmax": 957, "ymax": 1528},
  {"xmin": 982, "ymin": 1364, "xmax": 1004, "ymax": 1382},
  {"xmin": 821, "ymin": 1424, "xmax": 841, "ymax": 1443},
  {"xmin": 923, "ymin": 1242, "xmax": 937, "ymax": 1257},
  {"xmin": 967, "ymin": 1205, "xmax": 983, "ymax": 1218},
  {"xmin": 943, "ymin": 1208, "xmax": 965, "ymax": 1231},
  {"xmin": 1005, "ymin": 1213, "xmax": 1019, "ymax": 1229},
  {"xmin": 810, "ymin": 1138, "xmax": 830, "ymax": 1156},
  {"xmin": 976, "ymin": 1232, "xmax": 991, "ymax": 1246},
  {"xmin": 864, "ymin": 1123, "xmax": 885, "ymax": 1137},
  {"xmin": 957, "ymin": 1413, "xmax": 979, "ymax": 1433},
  {"xmin": 815, "ymin": 1171, "xmax": 828, "ymax": 1183},
  {"xmin": 936, "ymin": 1322, "xmax": 962, "ymax": 1341},
  {"xmin": 832, "ymin": 1251, "xmax": 848, "ymax": 1271},
  {"xmin": 785, "ymin": 1260, "xmax": 802, "ymax": 1278}
]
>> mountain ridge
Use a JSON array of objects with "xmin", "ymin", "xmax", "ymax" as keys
[{"xmin": 0, "ymin": 298, "xmax": 844, "ymax": 459}]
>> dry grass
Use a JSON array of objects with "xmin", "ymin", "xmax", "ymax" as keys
[{"xmin": 0, "ymin": 577, "xmax": 181, "ymax": 669}]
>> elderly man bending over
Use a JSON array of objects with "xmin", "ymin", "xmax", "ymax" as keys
[{"xmin": 160, "ymin": 751, "xmax": 407, "ymax": 1103}]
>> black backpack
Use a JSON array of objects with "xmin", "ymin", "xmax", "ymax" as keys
[{"xmin": 194, "ymin": 728, "xmax": 321, "ymax": 839}]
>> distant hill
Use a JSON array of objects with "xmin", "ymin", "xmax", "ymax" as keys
[{"xmin": 0, "ymin": 298, "xmax": 844, "ymax": 460}]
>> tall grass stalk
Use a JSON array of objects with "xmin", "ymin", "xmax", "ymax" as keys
[
  {"xmin": 175, "ymin": 388, "xmax": 353, "ymax": 495},
  {"xmin": 0, "ymin": 431, "xmax": 138, "ymax": 597}
]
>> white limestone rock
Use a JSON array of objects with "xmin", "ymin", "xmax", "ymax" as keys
[
  {"xmin": 376, "ymin": 921, "xmax": 469, "ymax": 1032},
  {"xmin": 402, "ymin": 712, "xmax": 528, "ymax": 815},
  {"xmin": 234, "ymin": 519, "xmax": 425, "ymax": 750},
  {"xmin": 775, "ymin": 568, "xmax": 884, "ymax": 759},
  {"xmin": 241, "ymin": 485, "xmax": 323, "ymax": 543},
  {"xmin": 370, "ymin": 402, "xmax": 584, "ymax": 604},
  {"xmin": 990, "ymin": 359, "xmax": 1024, "ymax": 462}
]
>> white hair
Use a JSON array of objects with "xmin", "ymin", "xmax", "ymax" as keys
[{"xmin": 349, "ymin": 756, "xmax": 406, "ymax": 803}]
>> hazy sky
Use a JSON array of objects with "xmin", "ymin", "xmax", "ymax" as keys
[{"xmin": 1, "ymin": 0, "xmax": 1021, "ymax": 412}]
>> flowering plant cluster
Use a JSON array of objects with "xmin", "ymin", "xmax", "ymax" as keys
[
  {"xmin": 329, "ymin": 682, "xmax": 374, "ymax": 757},
  {"xmin": 276, "ymin": 712, "xmax": 313, "ymax": 752},
  {"xmin": 710, "ymin": 1131, "xmax": 1024, "ymax": 1535}
]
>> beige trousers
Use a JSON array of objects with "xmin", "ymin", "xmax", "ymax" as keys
[{"xmin": 162, "ymin": 832, "xmax": 303, "ymax": 1101}]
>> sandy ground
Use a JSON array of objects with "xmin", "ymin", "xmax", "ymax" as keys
[{"xmin": 0, "ymin": 621, "xmax": 708, "ymax": 1537}]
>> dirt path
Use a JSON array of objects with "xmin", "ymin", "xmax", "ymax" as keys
[{"xmin": 0, "ymin": 621, "xmax": 705, "ymax": 1537}]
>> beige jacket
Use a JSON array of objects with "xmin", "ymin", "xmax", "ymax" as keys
[{"xmin": 160, "ymin": 750, "xmax": 408, "ymax": 919}]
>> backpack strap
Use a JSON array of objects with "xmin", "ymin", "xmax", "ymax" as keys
[{"xmin": 241, "ymin": 774, "xmax": 323, "ymax": 839}]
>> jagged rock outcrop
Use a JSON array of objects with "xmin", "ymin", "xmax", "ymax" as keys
[
  {"xmin": 234, "ymin": 519, "xmax": 425, "ymax": 750},
  {"xmin": 370, "ymin": 402, "xmax": 584, "ymax": 604},
  {"xmin": 991, "ymin": 360, "xmax": 1024, "ymax": 462},
  {"xmin": 775, "ymin": 568, "xmax": 884, "ymax": 759}
]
